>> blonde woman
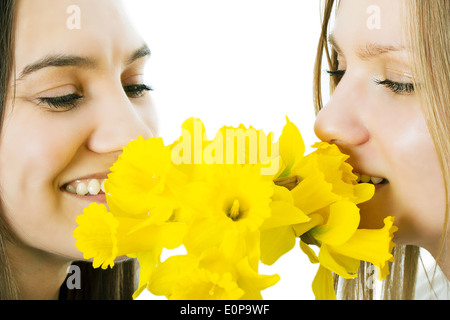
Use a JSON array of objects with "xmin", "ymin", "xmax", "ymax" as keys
[
  {"xmin": 0, "ymin": 0, "xmax": 156, "ymax": 299},
  {"xmin": 313, "ymin": 0, "xmax": 449, "ymax": 299}
]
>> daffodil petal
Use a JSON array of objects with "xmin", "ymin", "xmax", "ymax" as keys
[
  {"xmin": 291, "ymin": 171, "xmax": 340, "ymax": 215},
  {"xmin": 148, "ymin": 255, "xmax": 195, "ymax": 298},
  {"xmin": 318, "ymin": 244, "xmax": 359, "ymax": 279},
  {"xmin": 184, "ymin": 218, "xmax": 225, "ymax": 255},
  {"xmin": 272, "ymin": 184, "xmax": 293, "ymax": 202},
  {"xmin": 292, "ymin": 213, "xmax": 324, "ymax": 237},
  {"xmin": 309, "ymin": 201, "xmax": 360, "ymax": 246},
  {"xmin": 305, "ymin": 142, "xmax": 375, "ymax": 205},
  {"xmin": 299, "ymin": 241, "xmax": 319, "ymax": 264},
  {"xmin": 150, "ymin": 253, "xmax": 246, "ymax": 300},
  {"xmin": 330, "ymin": 216, "xmax": 397, "ymax": 280},
  {"xmin": 262, "ymin": 200, "xmax": 309, "ymax": 230},
  {"xmin": 106, "ymin": 136, "xmax": 173, "ymax": 217},
  {"xmin": 278, "ymin": 116, "xmax": 305, "ymax": 178},
  {"xmin": 353, "ymin": 183, "xmax": 375, "ymax": 204},
  {"xmin": 312, "ymin": 265, "xmax": 336, "ymax": 300},
  {"xmin": 236, "ymin": 257, "xmax": 280, "ymax": 300},
  {"xmin": 260, "ymin": 226, "xmax": 296, "ymax": 265},
  {"xmin": 118, "ymin": 220, "xmax": 186, "ymax": 255},
  {"xmin": 170, "ymin": 270, "xmax": 244, "ymax": 300},
  {"xmin": 131, "ymin": 250, "xmax": 161, "ymax": 299}
]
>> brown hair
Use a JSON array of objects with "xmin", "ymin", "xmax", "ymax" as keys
[
  {"xmin": 0, "ymin": 0, "xmax": 137, "ymax": 300},
  {"xmin": 313, "ymin": 0, "xmax": 450, "ymax": 299}
]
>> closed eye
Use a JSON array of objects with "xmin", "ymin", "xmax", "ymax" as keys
[
  {"xmin": 123, "ymin": 84, "xmax": 153, "ymax": 98},
  {"xmin": 374, "ymin": 79, "xmax": 415, "ymax": 95},
  {"xmin": 37, "ymin": 84, "xmax": 153, "ymax": 111},
  {"xmin": 326, "ymin": 69, "xmax": 346, "ymax": 82},
  {"xmin": 37, "ymin": 93, "xmax": 84, "ymax": 110}
]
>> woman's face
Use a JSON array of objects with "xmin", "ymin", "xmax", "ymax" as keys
[
  {"xmin": 314, "ymin": 0, "xmax": 446, "ymax": 248},
  {"xmin": 0, "ymin": 0, "xmax": 157, "ymax": 260}
]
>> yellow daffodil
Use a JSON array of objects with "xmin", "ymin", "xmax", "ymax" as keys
[
  {"xmin": 260, "ymin": 185, "xmax": 310, "ymax": 265},
  {"xmin": 328, "ymin": 216, "xmax": 397, "ymax": 280},
  {"xmin": 266, "ymin": 118, "xmax": 373, "ymax": 265},
  {"xmin": 260, "ymin": 117, "xmax": 330, "ymax": 264},
  {"xmin": 73, "ymin": 116, "xmax": 397, "ymax": 301},
  {"xmin": 148, "ymin": 248, "xmax": 279, "ymax": 300},
  {"xmin": 73, "ymin": 202, "xmax": 186, "ymax": 294},
  {"xmin": 181, "ymin": 163, "xmax": 273, "ymax": 256},
  {"xmin": 105, "ymin": 136, "xmax": 177, "ymax": 218},
  {"xmin": 304, "ymin": 142, "xmax": 374, "ymax": 205},
  {"xmin": 268, "ymin": 118, "xmax": 396, "ymax": 299},
  {"xmin": 307, "ymin": 201, "xmax": 362, "ymax": 280},
  {"xmin": 73, "ymin": 203, "xmax": 119, "ymax": 269},
  {"xmin": 287, "ymin": 143, "xmax": 374, "ymax": 216},
  {"xmin": 299, "ymin": 215, "xmax": 397, "ymax": 299}
]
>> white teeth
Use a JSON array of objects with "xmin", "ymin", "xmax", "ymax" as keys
[
  {"xmin": 360, "ymin": 174, "xmax": 371, "ymax": 183},
  {"xmin": 76, "ymin": 182, "xmax": 88, "ymax": 195},
  {"xmin": 370, "ymin": 176, "xmax": 384, "ymax": 184},
  {"xmin": 88, "ymin": 179, "xmax": 101, "ymax": 195},
  {"xmin": 355, "ymin": 173, "xmax": 385, "ymax": 185},
  {"xmin": 65, "ymin": 184, "xmax": 76, "ymax": 194},
  {"xmin": 64, "ymin": 178, "xmax": 107, "ymax": 196}
]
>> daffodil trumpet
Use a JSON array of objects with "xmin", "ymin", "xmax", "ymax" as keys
[{"xmin": 73, "ymin": 117, "xmax": 397, "ymax": 300}]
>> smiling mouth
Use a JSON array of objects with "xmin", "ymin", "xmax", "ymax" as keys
[
  {"xmin": 62, "ymin": 178, "xmax": 106, "ymax": 196},
  {"xmin": 355, "ymin": 173, "xmax": 389, "ymax": 186}
]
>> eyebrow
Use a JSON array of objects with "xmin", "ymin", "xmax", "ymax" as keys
[
  {"xmin": 18, "ymin": 43, "xmax": 151, "ymax": 80},
  {"xmin": 328, "ymin": 34, "xmax": 405, "ymax": 60}
]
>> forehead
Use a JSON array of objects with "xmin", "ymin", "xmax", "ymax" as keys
[
  {"xmin": 14, "ymin": 0, "xmax": 143, "ymax": 72},
  {"xmin": 333, "ymin": 0, "xmax": 406, "ymax": 49}
]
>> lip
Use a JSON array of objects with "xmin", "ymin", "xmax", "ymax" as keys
[
  {"xmin": 63, "ymin": 192, "xmax": 108, "ymax": 204},
  {"xmin": 373, "ymin": 182, "xmax": 388, "ymax": 191}
]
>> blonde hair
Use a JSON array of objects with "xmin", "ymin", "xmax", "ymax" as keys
[{"xmin": 313, "ymin": 0, "xmax": 449, "ymax": 299}]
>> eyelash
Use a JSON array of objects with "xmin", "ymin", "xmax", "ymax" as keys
[
  {"xmin": 37, "ymin": 84, "xmax": 153, "ymax": 110},
  {"xmin": 326, "ymin": 69, "xmax": 346, "ymax": 78},
  {"xmin": 123, "ymin": 84, "xmax": 153, "ymax": 98},
  {"xmin": 326, "ymin": 69, "xmax": 415, "ymax": 95},
  {"xmin": 373, "ymin": 79, "xmax": 415, "ymax": 94},
  {"xmin": 38, "ymin": 93, "xmax": 84, "ymax": 109}
]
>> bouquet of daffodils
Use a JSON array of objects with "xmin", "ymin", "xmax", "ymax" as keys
[{"xmin": 73, "ymin": 117, "xmax": 396, "ymax": 300}]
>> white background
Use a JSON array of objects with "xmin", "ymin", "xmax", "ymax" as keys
[{"xmin": 123, "ymin": 0, "xmax": 327, "ymax": 300}]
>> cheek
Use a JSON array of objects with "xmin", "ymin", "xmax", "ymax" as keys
[
  {"xmin": 0, "ymin": 114, "xmax": 78, "ymax": 192},
  {"xmin": 377, "ymin": 107, "xmax": 446, "ymax": 241},
  {"xmin": 0, "ymin": 108, "xmax": 86, "ymax": 250}
]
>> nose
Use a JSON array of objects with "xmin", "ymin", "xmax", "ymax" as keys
[
  {"xmin": 86, "ymin": 88, "xmax": 156, "ymax": 154},
  {"xmin": 314, "ymin": 76, "xmax": 370, "ymax": 147}
]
